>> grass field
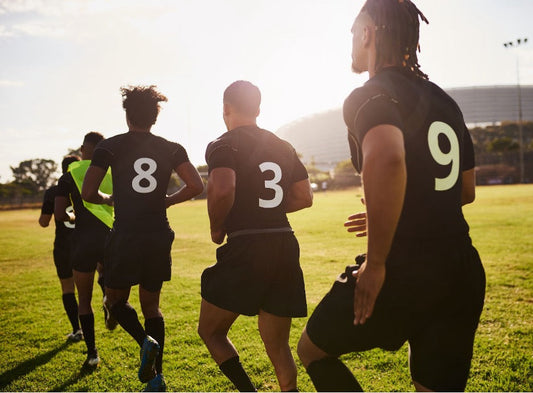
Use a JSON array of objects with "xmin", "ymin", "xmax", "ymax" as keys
[{"xmin": 0, "ymin": 185, "xmax": 532, "ymax": 392}]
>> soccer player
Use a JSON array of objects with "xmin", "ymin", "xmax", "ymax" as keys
[
  {"xmin": 55, "ymin": 132, "xmax": 110, "ymax": 368},
  {"xmin": 82, "ymin": 85, "xmax": 204, "ymax": 392},
  {"xmin": 39, "ymin": 154, "xmax": 82, "ymax": 342},
  {"xmin": 198, "ymin": 80, "xmax": 313, "ymax": 392},
  {"xmin": 297, "ymin": 0, "xmax": 486, "ymax": 391}
]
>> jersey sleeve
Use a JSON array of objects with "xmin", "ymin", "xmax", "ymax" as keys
[
  {"xmin": 41, "ymin": 187, "xmax": 55, "ymax": 214},
  {"xmin": 171, "ymin": 143, "xmax": 190, "ymax": 168},
  {"xmin": 90, "ymin": 145, "xmax": 112, "ymax": 171},
  {"xmin": 462, "ymin": 127, "xmax": 475, "ymax": 171},
  {"xmin": 205, "ymin": 136, "xmax": 237, "ymax": 173},
  {"xmin": 290, "ymin": 147, "xmax": 309, "ymax": 183},
  {"xmin": 56, "ymin": 173, "xmax": 72, "ymax": 198}
]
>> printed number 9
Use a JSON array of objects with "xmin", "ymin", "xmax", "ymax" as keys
[
  {"xmin": 259, "ymin": 162, "xmax": 283, "ymax": 208},
  {"xmin": 427, "ymin": 121, "xmax": 460, "ymax": 191},
  {"xmin": 132, "ymin": 158, "xmax": 157, "ymax": 193}
]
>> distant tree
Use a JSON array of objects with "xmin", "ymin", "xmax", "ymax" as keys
[
  {"xmin": 487, "ymin": 137, "xmax": 519, "ymax": 153},
  {"xmin": 331, "ymin": 159, "xmax": 360, "ymax": 188},
  {"xmin": 10, "ymin": 158, "xmax": 58, "ymax": 193}
]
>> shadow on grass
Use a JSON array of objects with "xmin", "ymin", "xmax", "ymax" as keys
[
  {"xmin": 0, "ymin": 341, "xmax": 70, "ymax": 389},
  {"xmin": 49, "ymin": 363, "xmax": 98, "ymax": 392}
]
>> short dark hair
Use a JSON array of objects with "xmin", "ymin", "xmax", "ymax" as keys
[
  {"xmin": 83, "ymin": 131, "xmax": 104, "ymax": 147},
  {"xmin": 121, "ymin": 85, "xmax": 168, "ymax": 128},
  {"xmin": 61, "ymin": 155, "xmax": 80, "ymax": 174},
  {"xmin": 361, "ymin": 0, "xmax": 429, "ymax": 79},
  {"xmin": 223, "ymin": 80, "xmax": 261, "ymax": 117}
]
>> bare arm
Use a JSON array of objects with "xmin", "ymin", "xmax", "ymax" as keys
[
  {"xmin": 285, "ymin": 178, "xmax": 313, "ymax": 213},
  {"xmin": 38, "ymin": 213, "xmax": 52, "ymax": 227},
  {"xmin": 166, "ymin": 162, "xmax": 204, "ymax": 207},
  {"xmin": 81, "ymin": 166, "xmax": 113, "ymax": 205},
  {"xmin": 54, "ymin": 196, "xmax": 74, "ymax": 224},
  {"xmin": 353, "ymin": 124, "xmax": 406, "ymax": 325},
  {"xmin": 461, "ymin": 168, "xmax": 476, "ymax": 205},
  {"xmin": 207, "ymin": 168, "xmax": 236, "ymax": 244}
]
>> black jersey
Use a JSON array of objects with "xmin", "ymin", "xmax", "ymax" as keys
[
  {"xmin": 41, "ymin": 185, "xmax": 75, "ymax": 238},
  {"xmin": 205, "ymin": 125, "xmax": 309, "ymax": 234},
  {"xmin": 57, "ymin": 171, "xmax": 109, "ymax": 233},
  {"xmin": 344, "ymin": 67, "xmax": 474, "ymax": 243},
  {"xmin": 90, "ymin": 131, "xmax": 190, "ymax": 231}
]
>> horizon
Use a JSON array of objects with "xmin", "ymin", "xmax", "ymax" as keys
[{"xmin": 1, "ymin": 0, "xmax": 532, "ymax": 182}]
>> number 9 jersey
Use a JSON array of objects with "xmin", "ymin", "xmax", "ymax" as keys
[
  {"xmin": 91, "ymin": 131, "xmax": 190, "ymax": 230},
  {"xmin": 205, "ymin": 125, "xmax": 309, "ymax": 235},
  {"xmin": 344, "ymin": 66, "xmax": 475, "ymax": 242}
]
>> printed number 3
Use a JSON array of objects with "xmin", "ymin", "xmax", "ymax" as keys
[
  {"xmin": 259, "ymin": 162, "xmax": 283, "ymax": 208},
  {"xmin": 427, "ymin": 121, "xmax": 460, "ymax": 191},
  {"xmin": 132, "ymin": 157, "xmax": 157, "ymax": 193}
]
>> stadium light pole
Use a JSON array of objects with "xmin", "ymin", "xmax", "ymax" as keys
[{"xmin": 503, "ymin": 37, "xmax": 528, "ymax": 183}]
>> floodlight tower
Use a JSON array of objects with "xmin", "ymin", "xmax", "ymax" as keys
[{"xmin": 503, "ymin": 37, "xmax": 528, "ymax": 183}]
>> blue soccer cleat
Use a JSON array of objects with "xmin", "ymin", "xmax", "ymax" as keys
[
  {"xmin": 144, "ymin": 374, "xmax": 167, "ymax": 392},
  {"xmin": 138, "ymin": 336, "xmax": 160, "ymax": 383}
]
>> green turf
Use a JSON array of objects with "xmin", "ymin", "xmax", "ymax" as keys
[{"xmin": 0, "ymin": 185, "xmax": 531, "ymax": 391}]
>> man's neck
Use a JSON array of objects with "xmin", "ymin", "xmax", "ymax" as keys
[
  {"xmin": 227, "ymin": 119, "xmax": 256, "ymax": 132},
  {"xmin": 128, "ymin": 125, "xmax": 151, "ymax": 133}
]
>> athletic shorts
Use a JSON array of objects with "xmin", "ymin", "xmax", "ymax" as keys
[
  {"xmin": 53, "ymin": 235, "xmax": 73, "ymax": 279},
  {"xmin": 306, "ymin": 243, "xmax": 485, "ymax": 391},
  {"xmin": 201, "ymin": 231, "xmax": 307, "ymax": 317},
  {"xmin": 104, "ymin": 227, "xmax": 174, "ymax": 292},
  {"xmin": 71, "ymin": 227, "xmax": 109, "ymax": 273}
]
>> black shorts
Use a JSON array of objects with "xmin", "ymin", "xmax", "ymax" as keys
[
  {"xmin": 53, "ymin": 235, "xmax": 73, "ymax": 279},
  {"xmin": 306, "ymin": 244, "xmax": 485, "ymax": 391},
  {"xmin": 201, "ymin": 231, "xmax": 307, "ymax": 317},
  {"xmin": 104, "ymin": 227, "xmax": 174, "ymax": 292},
  {"xmin": 71, "ymin": 227, "xmax": 109, "ymax": 273}
]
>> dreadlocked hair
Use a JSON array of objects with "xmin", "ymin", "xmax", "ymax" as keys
[
  {"xmin": 121, "ymin": 85, "xmax": 168, "ymax": 128},
  {"xmin": 362, "ymin": 0, "xmax": 429, "ymax": 79}
]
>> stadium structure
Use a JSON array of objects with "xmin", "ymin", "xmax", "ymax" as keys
[{"xmin": 276, "ymin": 85, "xmax": 533, "ymax": 170}]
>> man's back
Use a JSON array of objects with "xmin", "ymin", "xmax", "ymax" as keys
[
  {"xmin": 92, "ymin": 131, "xmax": 189, "ymax": 230},
  {"xmin": 344, "ymin": 67, "xmax": 474, "ymax": 243},
  {"xmin": 205, "ymin": 125, "xmax": 308, "ymax": 234}
]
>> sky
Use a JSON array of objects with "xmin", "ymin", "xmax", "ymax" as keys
[{"xmin": 1, "ymin": 0, "xmax": 532, "ymax": 182}]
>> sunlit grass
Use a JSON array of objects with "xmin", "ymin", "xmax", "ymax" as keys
[{"xmin": 0, "ymin": 185, "xmax": 531, "ymax": 391}]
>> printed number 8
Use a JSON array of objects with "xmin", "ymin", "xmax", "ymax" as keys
[
  {"xmin": 132, "ymin": 157, "xmax": 157, "ymax": 193},
  {"xmin": 427, "ymin": 121, "xmax": 460, "ymax": 191},
  {"xmin": 259, "ymin": 162, "xmax": 283, "ymax": 208}
]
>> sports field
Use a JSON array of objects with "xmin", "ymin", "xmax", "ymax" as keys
[{"xmin": 0, "ymin": 185, "xmax": 531, "ymax": 392}]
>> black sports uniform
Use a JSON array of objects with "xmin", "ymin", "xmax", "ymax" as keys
[
  {"xmin": 201, "ymin": 125, "xmax": 308, "ymax": 317},
  {"xmin": 90, "ymin": 131, "xmax": 190, "ymax": 292},
  {"xmin": 57, "ymin": 168, "xmax": 109, "ymax": 273},
  {"xmin": 306, "ymin": 67, "xmax": 486, "ymax": 391},
  {"xmin": 41, "ymin": 185, "xmax": 75, "ymax": 279}
]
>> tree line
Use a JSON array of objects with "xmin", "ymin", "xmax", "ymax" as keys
[{"xmin": 1, "ymin": 121, "xmax": 532, "ymax": 207}]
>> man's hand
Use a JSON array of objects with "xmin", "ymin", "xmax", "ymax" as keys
[
  {"xmin": 211, "ymin": 228, "xmax": 226, "ymax": 244},
  {"xmin": 352, "ymin": 261, "xmax": 385, "ymax": 325},
  {"xmin": 344, "ymin": 212, "xmax": 367, "ymax": 237}
]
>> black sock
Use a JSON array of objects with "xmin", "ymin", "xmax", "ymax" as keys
[
  {"xmin": 219, "ymin": 356, "xmax": 256, "ymax": 392},
  {"xmin": 306, "ymin": 357, "xmax": 363, "ymax": 392},
  {"xmin": 97, "ymin": 275, "xmax": 105, "ymax": 298},
  {"xmin": 110, "ymin": 300, "xmax": 146, "ymax": 346},
  {"xmin": 145, "ymin": 316, "xmax": 165, "ymax": 374},
  {"xmin": 62, "ymin": 293, "xmax": 80, "ymax": 332},
  {"xmin": 79, "ymin": 313, "xmax": 97, "ymax": 355}
]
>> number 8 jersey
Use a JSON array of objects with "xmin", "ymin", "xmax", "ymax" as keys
[
  {"xmin": 344, "ymin": 66, "xmax": 475, "ymax": 242},
  {"xmin": 91, "ymin": 131, "xmax": 190, "ymax": 230},
  {"xmin": 205, "ymin": 125, "xmax": 309, "ymax": 235}
]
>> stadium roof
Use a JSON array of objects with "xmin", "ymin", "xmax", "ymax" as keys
[{"xmin": 277, "ymin": 85, "xmax": 533, "ymax": 168}]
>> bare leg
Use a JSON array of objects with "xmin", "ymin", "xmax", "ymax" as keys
[
  {"xmin": 258, "ymin": 310, "xmax": 297, "ymax": 391},
  {"xmin": 197, "ymin": 299, "xmax": 240, "ymax": 364}
]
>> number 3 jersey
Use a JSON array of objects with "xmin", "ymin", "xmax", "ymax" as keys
[
  {"xmin": 343, "ymin": 66, "xmax": 475, "ymax": 242},
  {"xmin": 205, "ymin": 125, "xmax": 309, "ymax": 235},
  {"xmin": 91, "ymin": 131, "xmax": 190, "ymax": 231}
]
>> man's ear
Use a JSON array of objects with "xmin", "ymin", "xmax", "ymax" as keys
[
  {"xmin": 362, "ymin": 25, "xmax": 373, "ymax": 48},
  {"xmin": 223, "ymin": 102, "xmax": 231, "ymax": 117}
]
